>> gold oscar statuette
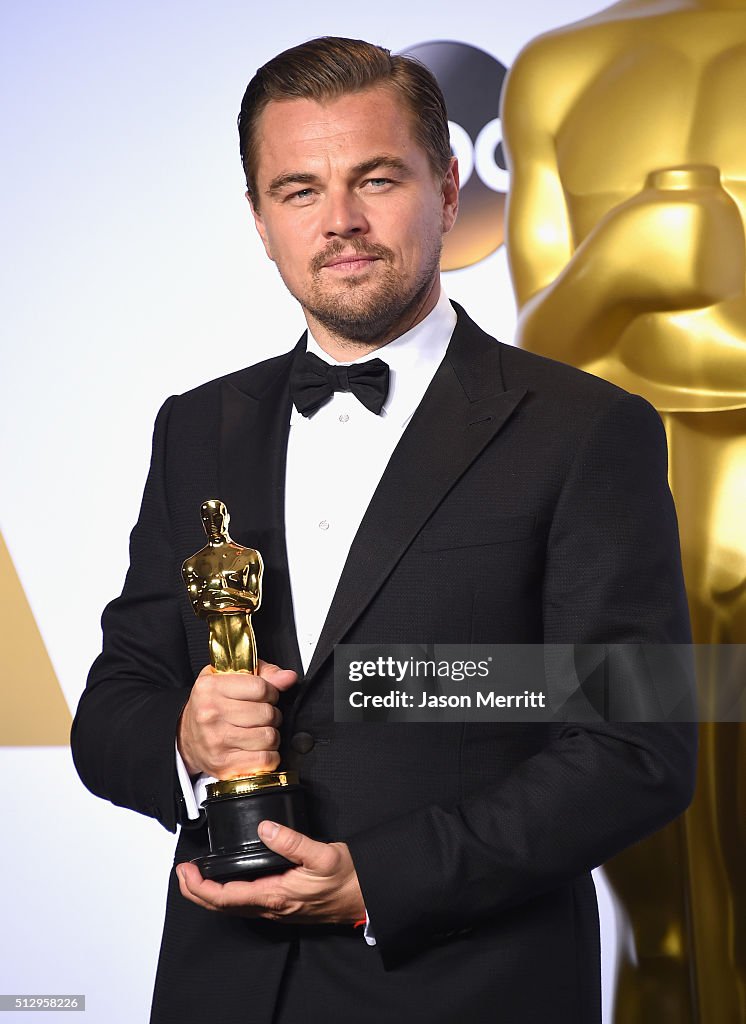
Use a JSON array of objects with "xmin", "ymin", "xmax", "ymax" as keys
[
  {"xmin": 503, "ymin": 4, "xmax": 746, "ymax": 1017},
  {"xmin": 182, "ymin": 499, "xmax": 308, "ymax": 881}
]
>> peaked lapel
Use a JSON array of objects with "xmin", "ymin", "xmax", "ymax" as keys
[
  {"xmin": 218, "ymin": 341, "xmax": 305, "ymax": 677},
  {"xmin": 303, "ymin": 306, "xmax": 527, "ymax": 684}
]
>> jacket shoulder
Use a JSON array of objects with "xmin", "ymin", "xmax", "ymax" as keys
[
  {"xmin": 177, "ymin": 345, "xmax": 299, "ymax": 407},
  {"xmin": 452, "ymin": 302, "xmax": 662, "ymax": 443},
  {"xmin": 499, "ymin": 337, "xmax": 627, "ymax": 401},
  {"xmin": 149, "ymin": 345, "xmax": 300, "ymax": 444},
  {"xmin": 458, "ymin": 303, "xmax": 645, "ymax": 400}
]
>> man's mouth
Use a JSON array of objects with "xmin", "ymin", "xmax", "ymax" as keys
[
  {"xmin": 311, "ymin": 242, "xmax": 392, "ymax": 275},
  {"xmin": 322, "ymin": 253, "xmax": 380, "ymax": 273}
]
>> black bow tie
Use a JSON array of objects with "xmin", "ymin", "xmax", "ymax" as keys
[{"xmin": 291, "ymin": 350, "xmax": 390, "ymax": 417}]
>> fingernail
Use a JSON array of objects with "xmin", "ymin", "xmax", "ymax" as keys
[{"xmin": 259, "ymin": 820, "xmax": 279, "ymax": 840}]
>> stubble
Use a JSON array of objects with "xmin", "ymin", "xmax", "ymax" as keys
[{"xmin": 296, "ymin": 237, "xmax": 442, "ymax": 345}]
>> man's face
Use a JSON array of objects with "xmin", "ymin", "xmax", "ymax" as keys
[{"xmin": 249, "ymin": 86, "xmax": 458, "ymax": 348}]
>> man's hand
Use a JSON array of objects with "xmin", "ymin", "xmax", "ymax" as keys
[
  {"xmin": 176, "ymin": 821, "xmax": 366, "ymax": 925},
  {"xmin": 177, "ymin": 661, "xmax": 298, "ymax": 778}
]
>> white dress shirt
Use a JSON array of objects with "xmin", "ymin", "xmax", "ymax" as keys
[
  {"xmin": 176, "ymin": 291, "xmax": 457, "ymax": 943},
  {"xmin": 285, "ymin": 289, "xmax": 457, "ymax": 672}
]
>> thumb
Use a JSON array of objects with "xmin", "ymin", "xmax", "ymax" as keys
[
  {"xmin": 257, "ymin": 660, "xmax": 298, "ymax": 691},
  {"xmin": 258, "ymin": 821, "xmax": 337, "ymax": 874}
]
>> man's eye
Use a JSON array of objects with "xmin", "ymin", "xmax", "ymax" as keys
[
  {"xmin": 365, "ymin": 178, "xmax": 392, "ymax": 188},
  {"xmin": 284, "ymin": 188, "xmax": 315, "ymax": 204}
]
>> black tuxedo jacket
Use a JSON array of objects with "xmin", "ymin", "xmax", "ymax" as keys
[{"xmin": 71, "ymin": 305, "xmax": 696, "ymax": 1024}]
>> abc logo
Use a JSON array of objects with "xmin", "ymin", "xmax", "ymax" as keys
[{"xmin": 405, "ymin": 41, "xmax": 508, "ymax": 270}]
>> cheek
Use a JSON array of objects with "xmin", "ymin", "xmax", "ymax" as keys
[
  {"xmin": 401, "ymin": 202, "xmax": 442, "ymax": 242},
  {"xmin": 261, "ymin": 212, "xmax": 309, "ymax": 261},
  {"xmin": 270, "ymin": 246, "xmax": 314, "ymax": 296},
  {"xmin": 274, "ymin": 224, "xmax": 318, "ymax": 266}
]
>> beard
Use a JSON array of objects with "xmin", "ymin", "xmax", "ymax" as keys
[{"xmin": 292, "ymin": 237, "xmax": 442, "ymax": 344}]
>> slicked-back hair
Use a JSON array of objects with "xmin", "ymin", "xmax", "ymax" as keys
[{"xmin": 238, "ymin": 36, "xmax": 452, "ymax": 206}]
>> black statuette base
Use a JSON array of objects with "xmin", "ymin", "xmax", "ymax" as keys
[{"xmin": 192, "ymin": 782, "xmax": 308, "ymax": 882}]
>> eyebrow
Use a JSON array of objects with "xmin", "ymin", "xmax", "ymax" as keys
[
  {"xmin": 266, "ymin": 171, "xmax": 319, "ymax": 196},
  {"xmin": 265, "ymin": 155, "xmax": 413, "ymax": 196},
  {"xmin": 353, "ymin": 155, "xmax": 412, "ymax": 178}
]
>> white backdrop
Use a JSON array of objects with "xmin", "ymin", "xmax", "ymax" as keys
[{"xmin": 2, "ymin": 2, "xmax": 618, "ymax": 1020}]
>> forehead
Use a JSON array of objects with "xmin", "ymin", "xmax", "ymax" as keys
[{"xmin": 254, "ymin": 86, "xmax": 426, "ymax": 182}]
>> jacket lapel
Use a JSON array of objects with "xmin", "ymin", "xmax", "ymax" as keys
[
  {"xmin": 218, "ymin": 341, "xmax": 305, "ymax": 677},
  {"xmin": 303, "ymin": 306, "xmax": 527, "ymax": 682}
]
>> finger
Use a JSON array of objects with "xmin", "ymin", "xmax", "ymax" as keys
[
  {"xmin": 212, "ymin": 748, "xmax": 281, "ymax": 777},
  {"xmin": 258, "ymin": 821, "xmax": 339, "ymax": 875},
  {"xmin": 176, "ymin": 863, "xmax": 278, "ymax": 914},
  {"xmin": 211, "ymin": 674, "xmax": 283, "ymax": 704},
  {"xmin": 257, "ymin": 661, "xmax": 299, "ymax": 692},
  {"xmin": 177, "ymin": 862, "xmax": 252, "ymax": 911},
  {"xmin": 219, "ymin": 723, "xmax": 281, "ymax": 753},
  {"xmin": 221, "ymin": 701, "xmax": 282, "ymax": 731},
  {"xmin": 220, "ymin": 724, "xmax": 284, "ymax": 757},
  {"xmin": 198, "ymin": 661, "xmax": 297, "ymax": 696},
  {"xmin": 176, "ymin": 863, "xmax": 222, "ymax": 912}
]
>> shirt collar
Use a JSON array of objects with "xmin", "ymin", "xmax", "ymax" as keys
[{"xmin": 298, "ymin": 288, "xmax": 457, "ymax": 428}]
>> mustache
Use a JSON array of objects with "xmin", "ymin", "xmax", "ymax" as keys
[{"xmin": 310, "ymin": 239, "xmax": 394, "ymax": 274}]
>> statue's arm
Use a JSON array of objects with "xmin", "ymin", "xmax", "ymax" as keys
[
  {"xmin": 502, "ymin": 42, "xmax": 745, "ymax": 365},
  {"xmin": 501, "ymin": 43, "xmax": 575, "ymax": 310},
  {"xmin": 502, "ymin": 43, "xmax": 628, "ymax": 362}
]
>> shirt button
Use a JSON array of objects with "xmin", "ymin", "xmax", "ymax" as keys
[
  {"xmin": 319, "ymin": 520, "xmax": 329, "ymax": 530},
  {"xmin": 290, "ymin": 732, "xmax": 315, "ymax": 754},
  {"xmin": 339, "ymin": 413, "xmax": 349, "ymax": 423}
]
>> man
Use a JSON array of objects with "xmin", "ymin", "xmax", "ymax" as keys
[{"xmin": 71, "ymin": 36, "xmax": 696, "ymax": 1024}]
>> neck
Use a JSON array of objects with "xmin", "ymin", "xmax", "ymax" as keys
[{"xmin": 307, "ymin": 277, "xmax": 441, "ymax": 362}]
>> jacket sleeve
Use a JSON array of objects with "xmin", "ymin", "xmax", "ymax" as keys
[
  {"xmin": 71, "ymin": 397, "xmax": 197, "ymax": 833},
  {"xmin": 346, "ymin": 392, "xmax": 697, "ymax": 967}
]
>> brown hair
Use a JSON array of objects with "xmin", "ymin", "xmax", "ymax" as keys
[{"xmin": 238, "ymin": 36, "xmax": 451, "ymax": 206}]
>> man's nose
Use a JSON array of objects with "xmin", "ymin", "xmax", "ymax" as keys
[{"xmin": 321, "ymin": 189, "xmax": 369, "ymax": 238}]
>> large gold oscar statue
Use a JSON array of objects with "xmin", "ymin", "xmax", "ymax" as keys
[{"xmin": 502, "ymin": 2, "xmax": 746, "ymax": 1020}]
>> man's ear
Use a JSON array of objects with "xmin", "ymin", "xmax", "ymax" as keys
[
  {"xmin": 246, "ymin": 191, "xmax": 275, "ymax": 261},
  {"xmin": 441, "ymin": 156, "xmax": 459, "ymax": 235}
]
